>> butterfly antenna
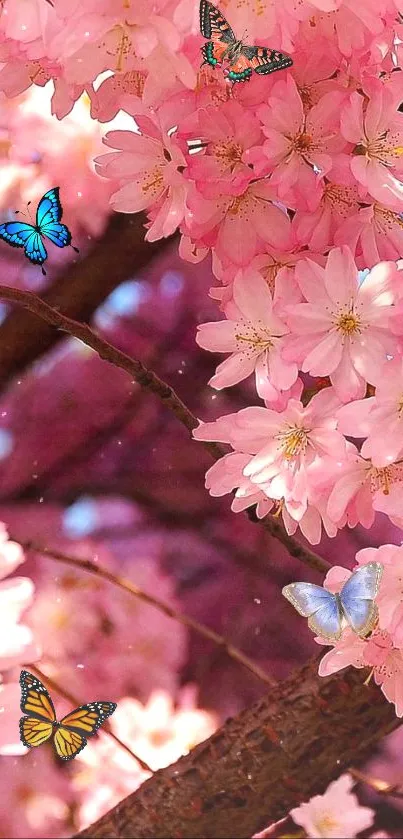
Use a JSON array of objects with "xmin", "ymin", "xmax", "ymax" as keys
[{"xmin": 71, "ymin": 245, "xmax": 80, "ymax": 254}]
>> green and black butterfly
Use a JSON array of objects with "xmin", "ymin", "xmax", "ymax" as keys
[{"xmin": 200, "ymin": 0, "xmax": 293, "ymax": 83}]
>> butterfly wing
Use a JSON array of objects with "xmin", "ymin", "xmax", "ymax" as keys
[
  {"xmin": 36, "ymin": 187, "xmax": 63, "ymax": 227},
  {"xmin": 0, "ymin": 222, "xmax": 47, "ymax": 265},
  {"xmin": 200, "ymin": 1, "xmax": 235, "ymax": 68},
  {"xmin": 19, "ymin": 716, "xmax": 54, "ymax": 749},
  {"xmin": 19, "ymin": 670, "xmax": 56, "ymax": 751},
  {"xmin": 282, "ymin": 582, "xmax": 342, "ymax": 640},
  {"xmin": 40, "ymin": 222, "xmax": 71, "ymax": 249},
  {"xmin": 339, "ymin": 562, "xmax": 383, "ymax": 637},
  {"xmin": 241, "ymin": 45, "xmax": 293, "ymax": 75},
  {"xmin": 60, "ymin": 702, "xmax": 117, "ymax": 737},
  {"xmin": 200, "ymin": 1, "xmax": 235, "ymax": 42},
  {"xmin": 53, "ymin": 701, "xmax": 117, "ymax": 761},
  {"xmin": 19, "ymin": 670, "xmax": 57, "ymax": 723},
  {"xmin": 36, "ymin": 187, "xmax": 71, "ymax": 250},
  {"xmin": 53, "ymin": 726, "xmax": 87, "ymax": 761}
]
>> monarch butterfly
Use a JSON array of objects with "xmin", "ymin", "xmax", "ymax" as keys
[
  {"xmin": 199, "ymin": 0, "xmax": 293, "ymax": 84},
  {"xmin": 0, "ymin": 187, "xmax": 78, "ymax": 275},
  {"xmin": 19, "ymin": 670, "xmax": 117, "ymax": 761}
]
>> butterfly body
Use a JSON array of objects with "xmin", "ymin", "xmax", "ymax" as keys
[
  {"xmin": 19, "ymin": 670, "xmax": 116, "ymax": 761},
  {"xmin": 0, "ymin": 187, "xmax": 76, "ymax": 274},
  {"xmin": 282, "ymin": 562, "xmax": 383, "ymax": 642},
  {"xmin": 199, "ymin": 0, "xmax": 293, "ymax": 83}
]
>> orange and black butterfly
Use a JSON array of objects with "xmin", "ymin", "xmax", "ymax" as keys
[
  {"xmin": 19, "ymin": 670, "xmax": 117, "ymax": 761},
  {"xmin": 200, "ymin": 0, "xmax": 293, "ymax": 83}
]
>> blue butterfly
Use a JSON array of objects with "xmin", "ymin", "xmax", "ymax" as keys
[
  {"xmin": 0, "ymin": 187, "xmax": 77, "ymax": 275},
  {"xmin": 282, "ymin": 562, "xmax": 383, "ymax": 641}
]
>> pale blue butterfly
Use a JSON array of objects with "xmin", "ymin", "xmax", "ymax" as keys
[{"xmin": 282, "ymin": 562, "xmax": 383, "ymax": 641}]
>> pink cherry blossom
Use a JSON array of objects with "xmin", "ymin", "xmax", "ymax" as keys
[
  {"xmin": 196, "ymin": 270, "xmax": 298, "ymax": 400},
  {"xmin": 183, "ymin": 100, "xmax": 262, "ymax": 199},
  {"xmin": 194, "ymin": 388, "xmax": 346, "ymax": 526},
  {"xmin": 185, "ymin": 178, "xmax": 293, "ymax": 267},
  {"xmin": 95, "ymin": 118, "xmax": 188, "ymax": 241},
  {"xmin": 340, "ymin": 85, "xmax": 403, "ymax": 211},
  {"xmin": 290, "ymin": 773, "xmax": 374, "ymax": 838},
  {"xmin": 254, "ymin": 78, "xmax": 348, "ymax": 201},
  {"xmin": 326, "ymin": 447, "xmax": 403, "ymax": 531},
  {"xmin": 294, "ymin": 179, "xmax": 361, "ymax": 253},
  {"xmin": 285, "ymin": 247, "xmax": 401, "ymax": 401},
  {"xmin": 334, "ymin": 203, "xmax": 403, "ymax": 268},
  {"xmin": 338, "ymin": 357, "xmax": 403, "ymax": 468}
]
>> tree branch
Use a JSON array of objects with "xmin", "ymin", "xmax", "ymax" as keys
[
  {"xmin": 0, "ymin": 285, "xmax": 329, "ymax": 575},
  {"xmin": 75, "ymin": 659, "xmax": 399, "ymax": 839},
  {"xmin": 0, "ymin": 214, "xmax": 170, "ymax": 386},
  {"xmin": 14, "ymin": 536, "xmax": 276, "ymax": 689},
  {"xmin": 0, "ymin": 284, "xmax": 223, "ymax": 462}
]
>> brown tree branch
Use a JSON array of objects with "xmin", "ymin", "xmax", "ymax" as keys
[
  {"xmin": 14, "ymin": 536, "xmax": 276, "ymax": 689},
  {"xmin": 0, "ymin": 284, "xmax": 223, "ymax": 462},
  {"xmin": 0, "ymin": 285, "xmax": 329, "ymax": 575},
  {"xmin": 75, "ymin": 659, "xmax": 399, "ymax": 839},
  {"xmin": 28, "ymin": 663, "xmax": 153, "ymax": 773},
  {"xmin": 0, "ymin": 214, "xmax": 170, "ymax": 385}
]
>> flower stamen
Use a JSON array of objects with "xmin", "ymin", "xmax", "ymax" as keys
[{"xmin": 278, "ymin": 426, "xmax": 309, "ymax": 459}]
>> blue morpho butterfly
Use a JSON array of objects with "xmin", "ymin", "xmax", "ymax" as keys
[
  {"xmin": 0, "ymin": 187, "xmax": 78, "ymax": 275},
  {"xmin": 282, "ymin": 562, "xmax": 383, "ymax": 641}
]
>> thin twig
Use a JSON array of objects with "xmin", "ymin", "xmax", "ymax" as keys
[
  {"xmin": 0, "ymin": 285, "xmax": 329, "ymax": 575},
  {"xmin": 15, "ymin": 536, "xmax": 276, "ymax": 688},
  {"xmin": 0, "ymin": 285, "xmax": 222, "ymax": 462},
  {"xmin": 260, "ymin": 517, "xmax": 330, "ymax": 573},
  {"xmin": 27, "ymin": 663, "xmax": 153, "ymax": 773}
]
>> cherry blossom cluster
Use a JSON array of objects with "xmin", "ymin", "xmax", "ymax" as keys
[{"xmin": 43, "ymin": 0, "xmax": 402, "ymax": 548}]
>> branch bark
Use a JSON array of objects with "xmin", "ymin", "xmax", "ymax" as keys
[
  {"xmin": 0, "ymin": 214, "xmax": 169, "ymax": 385},
  {"xmin": 76, "ymin": 659, "xmax": 399, "ymax": 839}
]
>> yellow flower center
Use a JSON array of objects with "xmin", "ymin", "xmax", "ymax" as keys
[
  {"xmin": 107, "ymin": 24, "xmax": 135, "ymax": 72},
  {"xmin": 142, "ymin": 166, "xmax": 164, "ymax": 197},
  {"xmin": 314, "ymin": 813, "xmax": 339, "ymax": 836},
  {"xmin": 354, "ymin": 130, "xmax": 403, "ymax": 165},
  {"xmin": 325, "ymin": 184, "xmax": 358, "ymax": 216},
  {"xmin": 278, "ymin": 426, "xmax": 309, "ymax": 459},
  {"xmin": 212, "ymin": 140, "xmax": 243, "ymax": 170},
  {"xmin": 370, "ymin": 466, "xmax": 392, "ymax": 495},
  {"xmin": 120, "ymin": 70, "xmax": 146, "ymax": 97},
  {"xmin": 235, "ymin": 322, "xmax": 274, "ymax": 354},
  {"xmin": 374, "ymin": 203, "xmax": 403, "ymax": 231},
  {"xmin": 370, "ymin": 462, "xmax": 403, "ymax": 495},
  {"xmin": 227, "ymin": 192, "xmax": 253, "ymax": 218},
  {"xmin": 336, "ymin": 311, "xmax": 361, "ymax": 335},
  {"xmin": 292, "ymin": 131, "xmax": 314, "ymax": 153}
]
